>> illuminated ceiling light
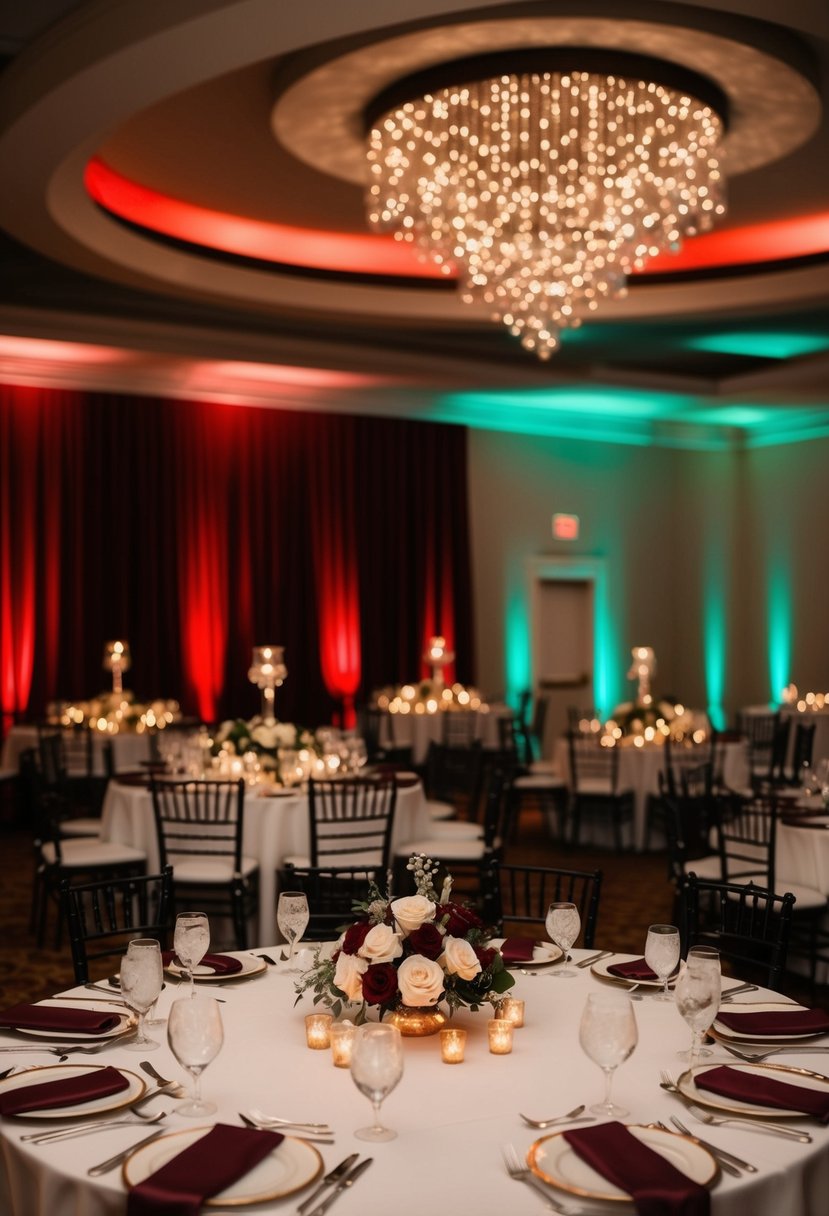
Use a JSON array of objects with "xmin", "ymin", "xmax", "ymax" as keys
[{"xmin": 365, "ymin": 51, "xmax": 727, "ymax": 358}]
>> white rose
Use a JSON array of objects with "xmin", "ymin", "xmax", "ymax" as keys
[
  {"xmin": 251, "ymin": 723, "xmax": 279, "ymax": 749},
  {"xmin": 357, "ymin": 924, "xmax": 403, "ymax": 965},
  {"xmin": 391, "ymin": 895, "xmax": 436, "ymax": 936},
  {"xmin": 396, "ymin": 955, "xmax": 445, "ymax": 1007},
  {"xmin": 333, "ymin": 952, "xmax": 368, "ymax": 1001},
  {"xmin": 440, "ymin": 936, "xmax": 482, "ymax": 981},
  {"xmin": 275, "ymin": 723, "xmax": 296, "ymax": 746}
]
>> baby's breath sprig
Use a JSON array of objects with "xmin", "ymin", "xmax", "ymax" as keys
[{"xmin": 406, "ymin": 853, "xmax": 439, "ymax": 901}]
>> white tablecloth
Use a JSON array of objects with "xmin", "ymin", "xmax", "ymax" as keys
[
  {"xmin": 1, "ymin": 950, "xmax": 826, "ymax": 1216},
  {"xmin": 100, "ymin": 779, "xmax": 431, "ymax": 943},
  {"xmin": 1, "ymin": 726, "xmax": 151, "ymax": 777},
  {"xmin": 379, "ymin": 705, "xmax": 509, "ymax": 764}
]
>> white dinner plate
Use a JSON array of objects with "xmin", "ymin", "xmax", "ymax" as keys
[
  {"xmin": 591, "ymin": 954, "xmax": 674, "ymax": 989},
  {"xmin": 529, "ymin": 1126, "xmax": 717, "ymax": 1202},
  {"xmin": 0, "ymin": 1063, "xmax": 145, "ymax": 1119},
  {"xmin": 165, "ymin": 952, "xmax": 267, "ymax": 983},
  {"xmin": 677, "ymin": 1060, "xmax": 829, "ymax": 1118},
  {"xmin": 491, "ymin": 939, "xmax": 563, "ymax": 967},
  {"xmin": 123, "ymin": 1127, "xmax": 323, "ymax": 1205},
  {"xmin": 711, "ymin": 1002, "xmax": 827, "ymax": 1044},
  {"xmin": 8, "ymin": 1001, "xmax": 135, "ymax": 1041}
]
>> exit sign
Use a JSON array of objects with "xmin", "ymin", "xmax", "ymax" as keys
[{"xmin": 552, "ymin": 513, "xmax": 580, "ymax": 541}]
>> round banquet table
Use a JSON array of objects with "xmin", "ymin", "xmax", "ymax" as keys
[
  {"xmin": 1, "ymin": 725, "xmax": 151, "ymax": 777},
  {"xmin": 1, "ymin": 950, "xmax": 827, "ymax": 1216},
  {"xmin": 378, "ymin": 704, "xmax": 510, "ymax": 765},
  {"xmin": 99, "ymin": 778, "xmax": 432, "ymax": 944}
]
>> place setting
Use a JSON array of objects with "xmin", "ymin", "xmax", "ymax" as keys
[{"xmin": 161, "ymin": 912, "xmax": 268, "ymax": 988}]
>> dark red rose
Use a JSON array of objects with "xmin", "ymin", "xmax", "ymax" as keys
[
  {"xmin": 438, "ymin": 902, "xmax": 483, "ymax": 937},
  {"xmin": 475, "ymin": 946, "xmax": 497, "ymax": 970},
  {"xmin": 407, "ymin": 923, "xmax": 444, "ymax": 960},
  {"xmin": 361, "ymin": 962, "xmax": 399, "ymax": 1006},
  {"xmin": 341, "ymin": 922, "xmax": 372, "ymax": 955}
]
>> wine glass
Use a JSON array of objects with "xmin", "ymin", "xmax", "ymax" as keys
[
  {"xmin": 674, "ymin": 946, "xmax": 721, "ymax": 1070},
  {"xmin": 119, "ymin": 938, "xmax": 163, "ymax": 1051},
  {"xmin": 277, "ymin": 891, "xmax": 310, "ymax": 972},
  {"xmin": 350, "ymin": 1023, "xmax": 404, "ymax": 1141},
  {"xmin": 174, "ymin": 912, "xmax": 210, "ymax": 995},
  {"xmin": 167, "ymin": 995, "xmax": 224, "ymax": 1117},
  {"xmin": 644, "ymin": 924, "xmax": 680, "ymax": 1001},
  {"xmin": 545, "ymin": 902, "xmax": 581, "ymax": 977},
  {"xmin": 579, "ymin": 991, "xmax": 638, "ymax": 1118}
]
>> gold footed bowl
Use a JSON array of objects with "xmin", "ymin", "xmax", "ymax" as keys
[{"xmin": 386, "ymin": 1004, "xmax": 448, "ymax": 1037}]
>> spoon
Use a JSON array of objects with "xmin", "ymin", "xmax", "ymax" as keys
[{"xmin": 520, "ymin": 1105, "xmax": 596, "ymax": 1129}]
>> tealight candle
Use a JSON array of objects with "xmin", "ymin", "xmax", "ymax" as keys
[
  {"xmin": 488, "ymin": 1018, "xmax": 513, "ymax": 1055},
  {"xmin": 498, "ymin": 997, "xmax": 525, "ymax": 1028},
  {"xmin": 330, "ymin": 1021, "xmax": 356, "ymax": 1067},
  {"xmin": 304, "ymin": 1013, "xmax": 333, "ymax": 1050},
  {"xmin": 439, "ymin": 1028, "xmax": 467, "ymax": 1064}
]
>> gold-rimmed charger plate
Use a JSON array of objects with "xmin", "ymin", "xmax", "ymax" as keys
[
  {"xmin": 9, "ymin": 1001, "xmax": 136, "ymax": 1041},
  {"xmin": 164, "ymin": 952, "xmax": 267, "ymax": 983},
  {"xmin": 677, "ymin": 1060, "xmax": 829, "ymax": 1118},
  {"xmin": 491, "ymin": 939, "xmax": 563, "ymax": 968},
  {"xmin": 0, "ymin": 1063, "xmax": 145, "ymax": 1119},
  {"xmin": 123, "ymin": 1127, "xmax": 323, "ymax": 1206},
  {"xmin": 591, "ymin": 954, "xmax": 674, "ymax": 989},
  {"xmin": 528, "ymin": 1126, "xmax": 718, "ymax": 1202},
  {"xmin": 710, "ymin": 1002, "xmax": 828, "ymax": 1044}
]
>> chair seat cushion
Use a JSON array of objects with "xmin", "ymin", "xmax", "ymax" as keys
[
  {"xmin": 426, "ymin": 799, "xmax": 456, "ymax": 821},
  {"xmin": 575, "ymin": 778, "xmax": 615, "ymax": 796},
  {"xmin": 42, "ymin": 840, "xmax": 146, "ymax": 867},
  {"xmin": 783, "ymin": 883, "xmax": 828, "ymax": 912},
  {"xmin": 283, "ymin": 852, "xmax": 385, "ymax": 870},
  {"xmin": 58, "ymin": 818, "xmax": 103, "ymax": 838},
  {"xmin": 529, "ymin": 760, "xmax": 559, "ymax": 777},
  {"xmin": 394, "ymin": 837, "xmax": 489, "ymax": 861},
  {"xmin": 170, "ymin": 855, "xmax": 258, "ymax": 883},
  {"xmin": 684, "ymin": 855, "xmax": 722, "ymax": 880},
  {"xmin": 514, "ymin": 773, "xmax": 565, "ymax": 792},
  {"xmin": 418, "ymin": 820, "xmax": 484, "ymax": 841}
]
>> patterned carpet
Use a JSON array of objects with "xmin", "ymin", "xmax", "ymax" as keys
[{"xmin": 2, "ymin": 805, "xmax": 826, "ymax": 1010}]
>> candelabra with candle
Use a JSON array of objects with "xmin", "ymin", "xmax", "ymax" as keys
[
  {"xmin": 424, "ymin": 635, "xmax": 454, "ymax": 692},
  {"xmin": 103, "ymin": 641, "xmax": 131, "ymax": 696},
  {"xmin": 248, "ymin": 646, "xmax": 287, "ymax": 724},
  {"xmin": 627, "ymin": 646, "xmax": 656, "ymax": 706}
]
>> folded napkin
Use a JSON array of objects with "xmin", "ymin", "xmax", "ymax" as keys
[
  {"xmin": 500, "ymin": 937, "xmax": 539, "ymax": 963},
  {"xmin": 127, "ymin": 1122, "xmax": 283, "ymax": 1216},
  {"xmin": 606, "ymin": 958, "xmax": 659, "ymax": 982},
  {"xmin": 161, "ymin": 951, "xmax": 243, "ymax": 976},
  {"xmin": 0, "ymin": 1066, "xmax": 129, "ymax": 1116},
  {"xmin": 0, "ymin": 1003, "xmax": 122, "ymax": 1035},
  {"xmin": 563, "ymin": 1121, "xmax": 709, "ymax": 1216},
  {"xmin": 696, "ymin": 1065, "xmax": 829, "ymax": 1122},
  {"xmin": 716, "ymin": 1007, "xmax": 829, "ymax": 1038}
]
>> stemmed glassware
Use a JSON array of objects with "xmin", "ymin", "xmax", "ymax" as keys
[
  {"xmin": 119, "ymin": 938, "xmax": 163, "ymax": 1052},
  {"xmin": 167, "ymin": 995, "xmax": 224, "ymax": 1117},
  {"xmin": 350, "ymin": 1023, "xmax": 404, "ymax": 1142},
  {"xmin": 545, "ymin": 902, "xmax": 581, "ymax": 977},
  {"xmin": 674, "ymin": 946, "xmax": 721, "ymax": 1069},
  {"xmin": 173, "ymin": 912, "xmax": 210, "ymax": 995},
  {"xmin": 579, "ymin": 991, "xmax": 638, "ymax": 1118},
  {"xmin": 277, "ymin": 891, "xmax": 310, "ymax": 972},
  {"xmin": 644, "ymin": 924, "xmax": 680, "ymax": 1001}
]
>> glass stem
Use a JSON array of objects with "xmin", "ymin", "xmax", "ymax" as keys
[
  {"xmin": 689, "ymin": 1030, "xmax": 702, "ymax": 1070},
  {"xmin": 135, "ymin": 1010, "xmax": 147, "ymax": 1043},
  {"xmin": 287, "ymin": 935, "xmax": 296, "ymax": 964},
  {"xmin": 603, "ymin": 1067, "xmax": 615, "ymax": 1111},
  {"xmin": 371, "ymin": 1099, "xmax": 384, "ymax": 1132},
  {"xmin": 190, "ymin": 1067, "xmax": 203, "ymax": 1106}
]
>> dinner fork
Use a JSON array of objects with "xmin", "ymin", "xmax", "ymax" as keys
[
  {"xmin": 658, "ymin": 1072, "xmax": 812, "ymax": 1142},
  {"xmin": 502, "ymin": 1144, "xmax": 611, "ymax": 1214},
  {"xmin": 723, "ymin": 1044, "xmax": 829, "ymax": 1064},
  {"xmin": 21, "ymin": 1109, "xmax": 167, "ymax": 1144},
  {"xmin": 668, "ymin": 1115, "xmax": 754, "ymax": 1175}
]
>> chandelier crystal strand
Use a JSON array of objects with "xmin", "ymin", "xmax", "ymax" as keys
[{"xmin": 367, "ymin": 69, "xmax": 725, "ymax": 358}]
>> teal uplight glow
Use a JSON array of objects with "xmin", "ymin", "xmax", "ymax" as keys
[
  {"xmin": 592, "ymin": 575, "xmax": 617, "ymax": 717},
  {"xmin": 685, "ymin": 332, "xmax": 829, "ymax": 360},
  {"xmin": 504, "ymin": 585, "xmax": 531, "ymax": 709},
  {"xmin": 767, "ymin": 558, "xmax": 792, "ymax": 706},
  {"xmin": 703, "ymin": 579, "xmax": 727, "ymax": 731}
]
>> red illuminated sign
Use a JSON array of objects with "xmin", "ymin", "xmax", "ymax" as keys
[{"xmin": 552, "ymin": 514, "xmax": 580, "ymax": 541}]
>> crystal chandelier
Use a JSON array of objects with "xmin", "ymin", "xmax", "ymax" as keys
[{"xmin": 366, "ymin": 54, "xmax": 727, "ymax": 358}]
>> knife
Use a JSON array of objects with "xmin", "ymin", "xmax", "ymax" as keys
[
  {"xmin": 576, "ymin": 950, "xmax": 614, "ymax": 969},
  {"xmin": 297, "ymin": 1152, "xmax": 359, "ymax": 1215},
  {"xmin": 305, "ymin": 1157, "xmax": 373, "ymax": 1216},
  {"xmin": 87, "ymin": 1126, "xmax": 167, "ymax": 1176}
]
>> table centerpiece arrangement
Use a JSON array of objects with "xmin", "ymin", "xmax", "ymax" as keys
[
  {"xmin": 294, "ymin": 854, "xmax": 515, "ymax": 1035},
  {"xmin": 48, "ymin": 690, "xmax": 181, "ymax": 735}
]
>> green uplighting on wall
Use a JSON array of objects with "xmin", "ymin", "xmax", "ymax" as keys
[
  {"xmin": 593, "ymin": 576, "xmax": 617, "ymax": 717},
  {"xmin": 504, "ymin": 584, "xmax": 531, "ymax": 710},
  {"xmin": 767, "ymin": 557, "xmax": 792, "ymax": 706},
  {"xmin": 703, "ymin": 581, "xmax": 727, "ymax": 731},
  {"xmin": 685, "ymin": 331, "xmax": 829, "ymax": 360}
]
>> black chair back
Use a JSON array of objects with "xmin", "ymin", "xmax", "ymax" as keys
[
  {"xmin": 484, "ymin": 857, "xmax": 602, "ymax": 948},
  {"xmin": 279, "ymin": 864, "xmax": 380, "ymax": 939},
  {"xmin": 150, "ymin": 779, "xmax": 246, "ymax": 874},
  {"xmin": 680, "ymin": 874, "xmax": 794, "ymax": 991},
  {"xmin": 60, "ymin": 867, "xmax": 173, "ymax": 982},
  {"xmin": 308, "ymin": 775, "xmax": 397, "ymax": 870}
]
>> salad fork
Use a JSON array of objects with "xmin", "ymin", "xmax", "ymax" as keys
[
  {"xmin": 501, "ymin": 1144, "xmax": 605, "ymax": 1215},
  {"xmin": 723, "ymin": 1044, "xmax": 829, "ymax": 1064},
  {"xmin": 658, "ymin": 1072, "xmax": 812, "ymax": 1142}
]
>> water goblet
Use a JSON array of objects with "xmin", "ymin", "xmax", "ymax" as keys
[
  {"xmin": 350, "ymin": 1023, "xmax": 404, "ymax": 1141},
  {"xmin": 674, "ymin": 946, "xmax": 721, "ymax": 1069},
  {"xmin": 119, "ymin": 938, "xmax": 163, "ymax": 1051},
  {"xmin": 167, "ymin": 995, "xmax": 224, "ymax": 1116},
  {"xmin": 545, "ymin": 902, "xmax": 581, "ymax": 977},
  {"xmin": 174, "ymin": 911, "xmax": 210, "ymax": 995},
  {"xmin": 579, "ymin": 991, "xmax": 638, "ymax": 1118},
  {"xmin": 644, "ymin": 924, "xmax": 680, "ymax": 1001},
  {"xmin": 277, "ymin": 891, "xmax": 310, "ymax": 971}
]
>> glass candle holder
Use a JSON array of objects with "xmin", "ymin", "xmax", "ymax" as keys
[
  {"xmin": 488, "ymin": 1018, "xmax": 513, "ymax": 1055},
  {"xmin": 305, "ymin": 1013, "xmax": 333, "ymax": 1050},
  {"xmin": 498, "ymin": 997, "xmax": 525, "ymax": 1028},
  {"xmin": 439, "ymin": 1028, "xmax": 467, "ymax": 1064},
  {"xmin": 330, "ymin": 1021, "xmax": 357, "ymax": 1068}
]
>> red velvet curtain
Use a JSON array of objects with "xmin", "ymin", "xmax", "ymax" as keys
[{"xmin": 0, "ymin": 384, "xmax": 474, "ymax": 731}]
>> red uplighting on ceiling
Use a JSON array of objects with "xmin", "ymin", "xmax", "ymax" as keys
[{"xmin": 85, "ymin": 157, "xmax": 829, "ymax": 282}]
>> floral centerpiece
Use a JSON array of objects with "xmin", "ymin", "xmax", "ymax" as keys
[
  {"xmin": 606, "ymin": 699, "xmax": 707, "ymax": 743},
  {"xmin": 49, "ymin": 692, "xmax": 180, "ymax": 734},
  {"xmin": 374, "ymin": 681, "xmax": 486, "ymax": 716},
  {"xmin": 294, "ymin": 855, "xmax": 515, "ymax": 1034},
  {"xmin": 212, "ymin": 716, "xmax": 315, "ymax": 771}
]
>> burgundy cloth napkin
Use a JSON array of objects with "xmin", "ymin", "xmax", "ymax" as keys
[
  {"xmin": 563, "ymin": 1121, "xmax": 710, "ymax": 1216},
  {"xmin": 0, "ymin": 1066, "xmax": 129, "ymax": 1116},
  {"xmin": 0, "ymin": 1003, "xmax": 122, "ymax": 1035},
  {"xmin": 696, "ymin": 1065, "xmax": 829, "ymax": 1122},
  {"xmin": 500, "ymin": 937, "xmax": 539, "ymax": 963},
  {"xmin": 161, "ymin": 951, "xmax": 243, "ymax": 976},
  {"xmin": 716, "ymin": 1007, "xmax": 829, "ymax": 1038},
  {"xmin": 606, "ymin": 958, "xmax": 659, "ymax": 982},
  {"xmin": 127, "ymin": 1122, "xmax": 283, "ymax": 1216}
]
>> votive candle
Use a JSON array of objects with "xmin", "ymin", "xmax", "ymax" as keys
[
  {"xmin": 498, "ymin": 997, "xmax": 525, "ymax": 1028},
  {"xmin": 488, "ymin": 1018, "xmax": 513, "ymax": 1055},
  {"xmin": 330, "ymin": 1021, "xmax": 356, "ymax": 1067},
  {"xmin": 439, "ymin": 1028, "xmax": 467, "ymax": 1064},
  {"xmin": 304, "ymin": 1013, "xmax": 333, "ymax": 1050}
]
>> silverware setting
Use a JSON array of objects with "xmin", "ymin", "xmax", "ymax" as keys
[
  {"xmin": 297, "ymin": 1152, "xmax": 359, "ymax": 1215},
  {"xmin": 519, "ymin": 1105, "xmax": 595, "ymax": 1129},
  {"xmin": 576, "ymin": 950, "xmax": 614, "ymax": 970},
  {"xmin": 719, "ymin": 983, "xmax": 759, "ymax": 1001},
  {"xmin": 723, "ymin": 1043, "xmax": 829, "ymax": 1064},
  {"xmin": 658, "ymin": 1072, "xmax": 813, "ymax": 1142},
  {"xmin": 304, "ymin": 1156, "xmax": 372, "ymax": 1216},
  {"xmin": 239, "ymin": 1112, "xmax": 334, "ymax": 1143},
  {"xmin": 668, "ymin": 1114, "xmax": 756, "ymax": 1175},
  {"xmin": 86, "ymin": 1125, "xmax": 167, "ymax": 1176},
  {"xmin": 21, "ymin": 1109, "xmax": 167, "ymax": 1145},
  {"xmin": 502, "ymin": 1143, "xmax": 607, "ymax": 1215},
  {"xmin": 138, "ymin": 1061, "xmax": 186, "ymax": 1097}
]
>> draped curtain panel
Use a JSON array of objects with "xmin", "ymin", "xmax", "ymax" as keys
[{"xmin": 0, "ymin": 384, "xmax": 473, "ymax": 730}]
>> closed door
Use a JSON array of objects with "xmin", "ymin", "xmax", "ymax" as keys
[{"xmin": 534, "ymin": 578, "xmax": 594, "ymax": 753}]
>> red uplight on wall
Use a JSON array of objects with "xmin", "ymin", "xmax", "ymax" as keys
[{"xmin": 553, "ymin": 514, "xmax": 580, "ymax": 541}]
